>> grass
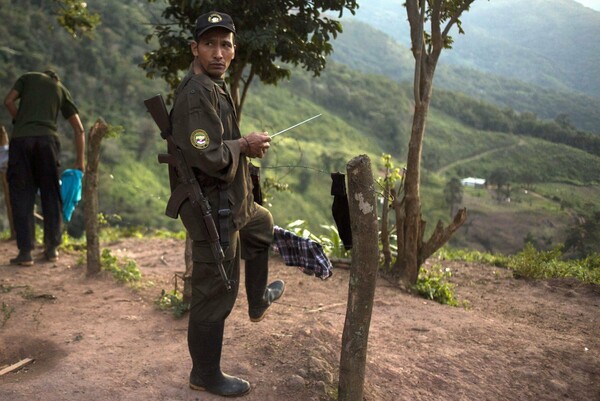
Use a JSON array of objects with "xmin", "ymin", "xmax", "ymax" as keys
[
  {"xmin": 435, "ymin": 247, "xmax": 509, "ymax": 267},
  {"xmin": 450, "ymin": 185, "xmax": 576, "ymax": 253},
  {"xmin": 442, "ymin": 137, "xmax": 600, "ymax": 185},
  {"xmin": 437, "ymin": 245, "xmax": 600, "ymax": 285},
  {"xmin": 1, "ymin": 302, "xmax": 15, "ymax": 327},
  {"xmin": 533, "ymin": 183, "xmax": 600, "ymax": 215}
]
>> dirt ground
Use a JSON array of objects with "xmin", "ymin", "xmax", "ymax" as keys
[{"xmin": 1, "ymin": 237, "xmax": 598, "ymax": 401}]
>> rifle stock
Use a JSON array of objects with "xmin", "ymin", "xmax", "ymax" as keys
[
  {"xmin": 144, "ymin": 95, "xmax": 170, "ymax": 137},
  {"xmin": 144, "ymin": 94, "xmax": 233, "ymax": 292}
]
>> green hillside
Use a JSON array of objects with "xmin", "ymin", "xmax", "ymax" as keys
[
  {"xmin": 243, "ymin": 67, "xmax": 600, "ymax": 254},
  {"xmin": 447, "ymin": 0, "xmax": 600, "ymax": 98},
  {"xmin": 440, "ymin": 136, "xmax": 600, "ymax": 184},
  {"xmin": 331, "ymin": 19, "xmax": 600, "ymax": 133},
  {"xmin": 0, "ymin": 0, "xmax": 598, "ymax": 256}
]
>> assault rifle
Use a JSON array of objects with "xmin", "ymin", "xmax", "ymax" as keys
[{"xmin": 144, "ymin": 94, "xmax": 233, "ymax": 292}]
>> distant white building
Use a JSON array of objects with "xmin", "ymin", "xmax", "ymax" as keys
[{"xmin": 461, "ymin": 177, "xmax": 486, "ymax": 188}]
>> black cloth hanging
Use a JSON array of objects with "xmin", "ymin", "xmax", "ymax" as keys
[
  {"xmin": 331, "ymin": 172, "xmax": 352, "ymax": 250},
  {"xmin": 249, "ymin": 163, "xmax": 263, "ymax": 205}
]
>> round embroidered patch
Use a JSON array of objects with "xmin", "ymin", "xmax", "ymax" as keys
[{"xmin": 190, "ymin": 129, "xmax": 209, "ymax": 149}]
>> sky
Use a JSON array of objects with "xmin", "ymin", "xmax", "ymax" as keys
[{"xmin": 574, "ymin": 0, "xmax": 600, "ymax": 11}]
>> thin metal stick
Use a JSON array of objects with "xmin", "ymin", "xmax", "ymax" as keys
[{"xmin": 270, "ymin": 114, "xmax": 322, "ymax": 138}]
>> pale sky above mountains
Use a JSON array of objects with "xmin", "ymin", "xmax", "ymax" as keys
[{"xmin": 574, "ymin": 0, "xmax": 600, "ymax": 11}]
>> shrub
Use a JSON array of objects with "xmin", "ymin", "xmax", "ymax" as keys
[
  {"xmin": 155, "ymin": 289, "xmax": 189, "ymax": 318},
  {"xmin": 101, "ymin": 249, "xmax": 141, "ymax": 283},
  {"xmin": 507, "ymin": 244, "xmax": 600, "ymax": 285},
  {"xmin": 413, "ymin": 264, "xmax": 465, "ymax": 307}
]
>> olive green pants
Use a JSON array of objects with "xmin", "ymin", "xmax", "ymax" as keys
[{"xmin": 189, "ymin": 204, "xmax": 273, "ymax": 322}]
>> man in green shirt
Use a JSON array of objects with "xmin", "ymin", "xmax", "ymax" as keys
[{"xmin": 3, "ymin": 70, "xmax": 85, "ymax": 265}]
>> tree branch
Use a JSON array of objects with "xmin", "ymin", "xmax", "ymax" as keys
[
  {"xmin": 239, "ymin": 67, "xmax": 255, "ymax": 118},
  {"xmin": 441, "ymin": 0, "xmax": 476, "ymax": 38},
  {"xmin": 419, "ymin": 208, "xmax": 467, "ymax": 265},
  {"xmin": 407, "ymin": 0, "xmax": 427, "ymax": 105},
  {"xmin": 431, "ymin": 0, "xmax": 443, "ymax": 50}
]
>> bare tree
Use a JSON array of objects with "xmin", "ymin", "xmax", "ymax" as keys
[
  {"xmin": 392, "ymin": 0, "xmax": 473, "ymax": 285},
  {"xmin": 84, "ymin": 119, "xmax": 109, "ymax": 276}
]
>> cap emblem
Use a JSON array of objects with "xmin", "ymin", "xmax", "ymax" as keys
[{"xmin": 208, "ymin": 13, "xmax": 223, "ymax": 24}]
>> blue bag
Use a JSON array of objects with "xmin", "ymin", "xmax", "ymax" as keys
[{"xmin": 60, "ymin": 169, "xmax": 83, "ymax": 223}]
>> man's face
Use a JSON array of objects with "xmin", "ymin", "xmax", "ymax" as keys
[{"xmin": 191, "ymin": 28, "xmax": 235, "ymax": 79}]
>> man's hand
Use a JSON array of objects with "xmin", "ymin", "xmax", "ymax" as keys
[{"xmin": 241, "ymin": 132, "xmax": 271, "ymax": 159}]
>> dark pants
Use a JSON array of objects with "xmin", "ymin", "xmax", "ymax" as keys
[
  {"xmin": 189, "ymin": 204, "xmax": 274, "ymax": 323},
  {"xmin": 7, "ymin": 136, "xmax": 62, "ymax": 252}
]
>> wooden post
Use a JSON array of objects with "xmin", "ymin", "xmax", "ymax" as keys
[
  {"xmin": 0, "ymin": 126, "xmax": 15, "ymax": 239},
  {"xmin": 84, "ymin": 119, "xmax": 108, "ymax": 276},
  {"xmin": 338, "ymin": 154, "xmax": 379, "ymax": 401}
]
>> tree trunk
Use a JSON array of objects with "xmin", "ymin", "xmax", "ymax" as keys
[
  {"xmin": 397, "ymin": 101, "xmax": 429, "ymax": 285},
  {"xmin": 396, "ymin": 97, "xmax": 468, "ymax": 285},
  {"xmin": 381, "ymin": 173, "xmax": 391, "ymax": 271},
  {"xmin": 338, "ymin": 155, "xmax": 379, "ymax": 401},
  {"xmin": 84, "ymin": 119, "xmax": 108, "ymax": 276},
  {"xmin": 393, "ymin": 0, "xmax": 472, "ymax": 287}
]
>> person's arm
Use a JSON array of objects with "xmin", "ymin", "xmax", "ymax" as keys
[
  {"xmin": 4, "ymin": 89, "xmax": 20, "ymax": 120},
  {"xmin": 67, "ymin": 114, "xmax": 85, "ymax": 170}
]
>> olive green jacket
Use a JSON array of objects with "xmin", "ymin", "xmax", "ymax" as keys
[{"xmin": 170, "ymin": 69, "xmax": 255, "ymax": 242}]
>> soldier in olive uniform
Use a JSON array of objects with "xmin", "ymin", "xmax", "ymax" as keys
[{"xmin": 169, "ymin": 11, "xmax": 285, "ymax": 397}]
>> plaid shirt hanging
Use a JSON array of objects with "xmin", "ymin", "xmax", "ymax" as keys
[{"xmin": 272, "ymin": 225, "xmax": 333, "ymax": 280}]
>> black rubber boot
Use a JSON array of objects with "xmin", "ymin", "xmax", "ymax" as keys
[
  {"xmin": 10, "ymin": 250, "xmax": 34, "ymax": 266},
  {"xmin": 44, "ymin": 246, "xmax": 59, "ymax": 262},
  {"xmin": 245, "ymin": 249, "xmax": 269, "ymax": 311},
  {"xmin": 188, "ymin": 320, "xmax": 250, "ymax": 397},
  {"xmin": 248, "ymin": 279, "xmax": 285, "ymax": 322},
  {"xmin": 245, "ymin": 249, "xmax": 285, "ymax": 322}
]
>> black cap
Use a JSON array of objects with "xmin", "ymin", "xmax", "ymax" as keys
[
  {"xmin": 43, "ymin": 70, "xmax": 60, "ymax": 81},
  {"xmin": 194, "ymin": 11, "xmax": 236, "ymax": 40}
]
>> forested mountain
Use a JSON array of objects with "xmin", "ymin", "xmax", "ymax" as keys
[
  {"xmin": 0, "ymin": 0, "xmax": 598, "ymax": 255},
  {"xmin": 348, "ymin": 0, "xmax": 600, "ymax": 100},
  {"xmin": 333, "ymin": 0, "xmax": 600, "ymax": 133},
  {"xmin": 0, "ymin": 0, "xmax": 174, "ymax": 232}
]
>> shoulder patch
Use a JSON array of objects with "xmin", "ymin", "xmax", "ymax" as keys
[{"xmin": 190, "ymin": 129, "xmax": 210, "ymax": 149}]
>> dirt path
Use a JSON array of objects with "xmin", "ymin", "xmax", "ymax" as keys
[
  {"xmin": 435, "ymin": 139, "xmax": 525, "ymax": 175},
  {"xmin": 1, "ymin": 238, "xmax": 599, "ymax": 400}
]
